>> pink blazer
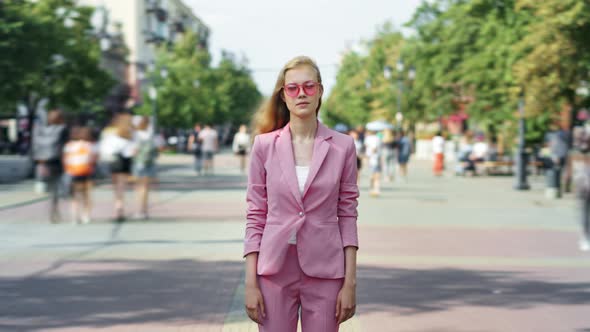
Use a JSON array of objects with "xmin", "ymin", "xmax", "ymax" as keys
[{"xmin": 244, "ymin": 122, "xmax": 359, "ymax": 279}]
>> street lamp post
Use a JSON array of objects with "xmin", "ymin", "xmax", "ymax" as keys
[
  {"xmin": 396, "ymin": 59, "xmax": 404, "ymax": 126},
  {"xmin": 514, "ymin": 95, "xmax": 530, "ymax": 190}
]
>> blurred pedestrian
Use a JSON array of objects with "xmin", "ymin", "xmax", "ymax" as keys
[
  {"xmin": 432, "ymin": 131, "xmax": 445, "ymax": 176},
  {"xmin": 232, "ymin": 124, "xmax": 251, "ymax": 173},
  {"xmin": 187, "ymin": 123, "xmax": 203, "ymax": 175},
  {"xmin": 364, "ymin": 129, "xmax": 382, "ymax": 196},
  {"xmin": 244, "ymin": 55, "xmax": 359, "ymax": 331},
  {"xmin": 457, "ymin": 131, "xmax": 475, "ymax": 175},
  {"xmin": 349, "ymin": 129, "xmax": 363, "ymax": 185},
  {"xmin": 63, "ymin": 126, "xmax": 97, "ymax": 224},
  {"xmin": 573, "ymin": 126, "xmax": 590, "ymax": 251},
  {"xmin": 397, "ymin": 130, "xmax": 412, "ymax": 181},
  {"xmin": 32, "ymin": 109, "xmax": 68, "ymax": 223},
  {"xmin": 132, "ymin": 116, "xmax": 160, "ymax": 220},
  {"xmin": 381, "ymin": 128, "xmax": 397, "ymax": 182},
  {"xmin": 199, "ymin": 124, "xmax": 218, "ymax": 175},
  {"xmin": 544, "ymin": 125, "xmax": 570, "ymax": 199},
  {"xmin": 99, "ymin": 113, "xmax": 134, "ymax": 222}
]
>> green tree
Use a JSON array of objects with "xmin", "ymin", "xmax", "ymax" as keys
[
  {"xmin": 324, "ymin": 23, "xmax": 405, "ymax": 127},
  {"xmin": 140, "ymin": 32, "xmax": 261, "ymax": 128},
  {"xmin": 0, "ymin": 0, "xmax": 114, "ymax": 120},
  {"xmin": 513, "ymin": 0, "xmax": 590, "ymax": 124},
  {"xmin": 212, "ymin": 51, "xmax": 262, "ymax": 126},
  {"xmin": 323, "ymin": 50, "xmax": 371, "ymax": 127}
]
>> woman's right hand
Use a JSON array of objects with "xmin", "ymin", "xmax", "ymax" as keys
[{"xmin": 244, "ymin": 284, "xmax": 266, "ymax": 324}]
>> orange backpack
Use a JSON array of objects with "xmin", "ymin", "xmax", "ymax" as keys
[{"xmin": 63, "ymin": 141, "xmax": 94, "ymax": 176}]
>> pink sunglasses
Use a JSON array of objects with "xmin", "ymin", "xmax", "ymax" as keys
[{"xmin": 283, "ymin": 81, "xmax": 320, "ymax": 98}]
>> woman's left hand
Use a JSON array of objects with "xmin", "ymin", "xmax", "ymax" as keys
[{"xmin": 335, "ymin": 282, "xmax": 356, "ymax": 324}]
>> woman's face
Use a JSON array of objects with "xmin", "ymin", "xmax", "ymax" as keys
[{"xmin": 282, "ymin": 65, "xmax": 323, "ymax": 120}]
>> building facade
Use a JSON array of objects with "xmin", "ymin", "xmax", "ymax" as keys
[{"xmin": 80, "ymin": 0, "xmax": 209, "ymax": 105}]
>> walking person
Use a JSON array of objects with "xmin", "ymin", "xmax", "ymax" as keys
[
  {"xmin": 132, "ymin": 116, "xmax": 160, "ymax": 220},
  {"xmin": 397, "ymin": 130, "xmax": 412, "ymax": 181},
  {"xmin": 432, "ymin": 131, "xmax": 445, "ymax": 177},
  {"xmin": 545, "ymin": 125, "xmax": 570, "ymax": 198},
  {"xmin": 99, "ymin": 113, "xmax": 135, "ymax": 222},
  {"xmin": 63, "ymin": 126, "xmax": 97, "ymax": 224},
  {"xmin": 32, "ymin": 109, "xmax": 68, "ymax": 223},
  {"xmin": 364, "ymin": 129, "xmax": 382, "ymax": 197},
  {"xmin": 244, "ymin": 56, "xmax": 359, "ymax": 331},
  {"xmin": 381, "ymin": 128, "xmax": 397, "ymax": 182},
  {"xmin": 349, "ymin": 129, "xmax": 363, "ymax": 185},
  {"xmin": 575, "ymin": 153, "xmax": 590, "ymax": 251},
  {"xmin": 198, "ymin": 124, "xmax": 218, "ymax": 175},
  {"xmin": 187, "ymin": 123, "xmax": 203, "ymax": 175},
  {"xmin": 233, "ymin": 124, "xmax": 251, "ymax": 173}
]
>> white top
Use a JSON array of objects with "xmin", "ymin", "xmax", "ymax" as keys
[
  {"xmin": 199, "ymin": 128, "xmax": 218, "ymax": 152},
  {"xmin": 99, "ymin": 130, "xmax": 135, "ymax": 159},
  {"xmin": 289, "ymin": 166, "xmax": 310, "ymax": 244},
  {"xmin": 232, "ymin": 132, "xmax": 251, "ymax": 153},
  {"xmin": 364, "ymin": 135, "xmax": 381, "ymax": 157},
  {"xmin": 432, "ymin": 135, "xmax": 445, "ymax": 154},
  {"xmin": 472, "ymin": 142, "xmax": 489, "ymax": 159}
]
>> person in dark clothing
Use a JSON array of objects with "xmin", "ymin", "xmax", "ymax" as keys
[
  {"xmin": 187, "ymin": 123, "xmax": 203, "ymax": 175},
  {"xmin": 32, "ymin": 109, "xmax": 68, "ymax": 223},
  {"xmin": 544, "ymin": 126, "xmax": 570, "ymax": 198}
]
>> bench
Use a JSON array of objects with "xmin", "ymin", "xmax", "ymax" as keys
[{"xmin": 478, "ymin": 160, "xmax": 544, "ymax": 176}]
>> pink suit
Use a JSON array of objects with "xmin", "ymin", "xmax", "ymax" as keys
[{"xmin": 244, "ymin": 122, "xmax": 359, "ymax": 331}]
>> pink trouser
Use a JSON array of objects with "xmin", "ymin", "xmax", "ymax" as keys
[{"xmin": 258, "ymin": 245, "xmax": 344, "ymax": 332}]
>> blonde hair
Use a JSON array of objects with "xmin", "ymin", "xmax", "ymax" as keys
[
  {"xmin": 252, "ymin": 56, "xmax": 323, "ymax": 135},
  {"xmin": 382, "ymin": 128, "xmax": 394, "ymax": 144},
  {"xmin": 112, "ymin": 113, "xmax": 133, "ymax": 139}
]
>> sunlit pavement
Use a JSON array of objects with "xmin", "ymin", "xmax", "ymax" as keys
[{"xmin": 1, "ymin": 151, "xmax": 589, "ymax": 331}]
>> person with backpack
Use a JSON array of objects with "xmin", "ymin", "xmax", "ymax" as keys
[
  {"xmin": 132, "ymin": 116, "xmax": 160, "ymax": 220},
  {"xmin": 32, "ymin": 109, "xmax": 68, "ymax": 223},
  {"xmin": 63, "ymin": 126, "xmax": 97, "ymax": 224}
]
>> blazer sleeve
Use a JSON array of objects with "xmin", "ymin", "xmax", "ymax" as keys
[
  {"xmin": 243, "ymin": 135, "xmax": 268, "ymax": 257},
  {"xmin": 338, "ymin": 137, "xmax": 360, "ymax": 249}
]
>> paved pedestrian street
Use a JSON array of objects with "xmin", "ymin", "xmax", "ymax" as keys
[{"xmin": 1, "ymin": 153, "xmax": 589, "ymax": 331}]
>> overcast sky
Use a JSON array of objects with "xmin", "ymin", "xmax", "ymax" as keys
[{"xmin": 185, "ymin": 0, "xmax": 424, "ymax": 97}]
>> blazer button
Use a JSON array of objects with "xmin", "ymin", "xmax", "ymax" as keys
[{"xmin": 299, "ymin": 211, "xmax": 304, "ymax": 217}]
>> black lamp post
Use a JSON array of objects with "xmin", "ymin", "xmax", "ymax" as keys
[{"xmin": 514, "ymin": 94, "xmax": 530, "ymax": 190}]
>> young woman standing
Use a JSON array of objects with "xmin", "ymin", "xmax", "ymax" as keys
[{"xmin": 243, "ymin": 56, "xmax": 359, "ymax": 331}]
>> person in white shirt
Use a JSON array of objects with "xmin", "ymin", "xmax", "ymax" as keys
[
  {"xmin": 99, "ymin": 113, "xmax": 135, "ymax": 222},
  {"xmin": 232, "ymin": 124, "xmax": 251, "ymax": 173},
  {"xmin": 364, "ymin": 130, "xmax": 382, "ymax": 197},
  {"xmin": 198, "ymin": 124, "xmax": 218, "ymax": 175},
  {"xmin": 471, "ymin": 136, "xmax": 489, "ymax": 161},
  {"xmin": 432, "ymin": 132, "xmax": 445, "ymax": 176}
]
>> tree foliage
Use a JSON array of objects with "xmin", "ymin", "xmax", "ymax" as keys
[
  {"xmin": 326, "ymin": 0, "xmax": 590, "ymax": 144},
  {"xmin": 0, "ymin": 0, "xmax": 115, "ymax": 116},
  {"xmin": 138, "ymin": 32, "xmax": 261, "ymax": 128}
]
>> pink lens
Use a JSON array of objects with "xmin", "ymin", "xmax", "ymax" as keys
[
  {"xmin": 284, "ymin": 81, "xmax": 319, "ymax": 97},
  {"xmin": 284, "ymin": 84, "xmax": 300, "ymax": 97}
]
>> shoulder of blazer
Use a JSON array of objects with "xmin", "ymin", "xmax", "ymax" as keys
[
  {"xmin": 326, "ymin": 128, "xmax": 355, "ymax": 151},
  {"xmin": 253, "ymin": 128, "xmax": 281, "ymax": 151}
]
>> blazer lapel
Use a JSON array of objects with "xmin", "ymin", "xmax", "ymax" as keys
[
  {"xmin": 302, "ymin": 123, "xmax": 332, "ymax": 198},
  {"xmin": 276, "ymin": 124, "xmax": 304, "ymax": 208}
]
